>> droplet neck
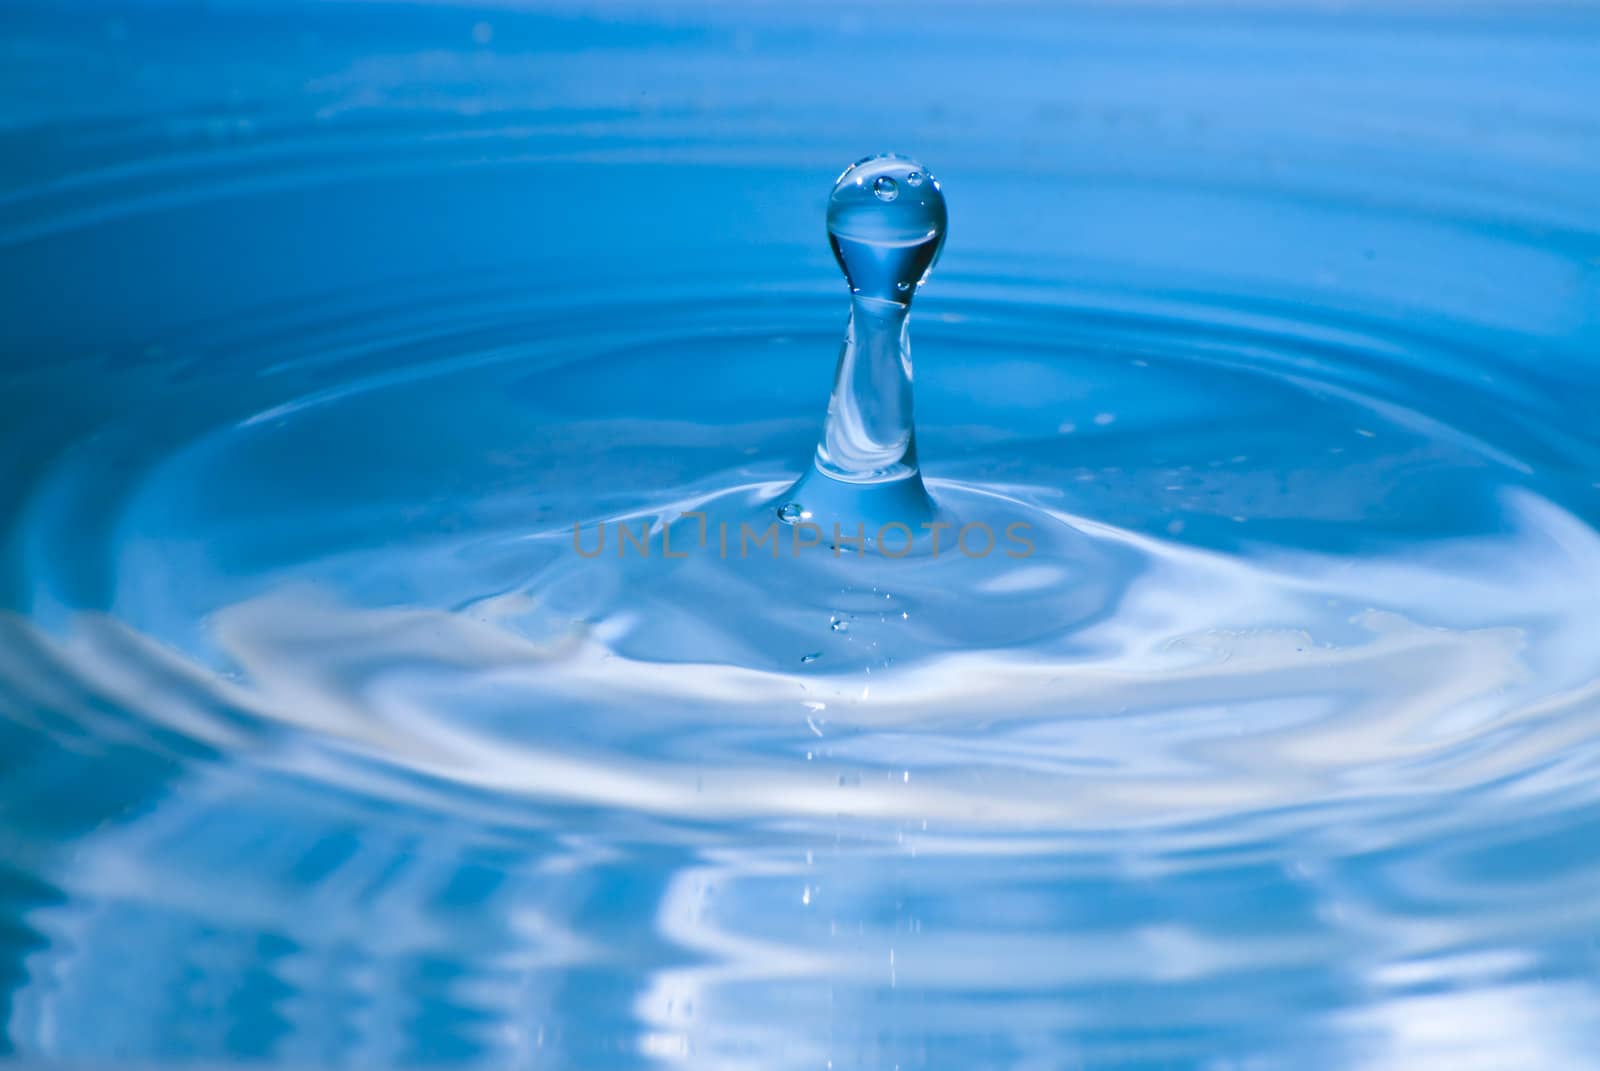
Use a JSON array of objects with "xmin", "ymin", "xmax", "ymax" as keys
[{"xmin": 814, "ymin": 295, "xmax": 917, "ymax": 484}]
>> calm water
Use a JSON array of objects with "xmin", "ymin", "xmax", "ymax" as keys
[{"xmin": 3, "ymin": 2, "xmax": 1600, "ymax": 1068}]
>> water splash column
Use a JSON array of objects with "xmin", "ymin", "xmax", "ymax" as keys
[{"xmin": 784, "ymin": 154, "xmax": 948, "ymax": 535}]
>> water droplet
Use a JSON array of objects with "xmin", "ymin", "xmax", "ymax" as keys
[
  {"xmin": 895, "ymin": 281, "xmax": 911, "ymax": 292},
  {"xmin": 905, "ymin": 170, "xmax": 924, "ymax": 187},
  {"xmin": 827, "ymin": 153, "xmax": 947, "ymax": 304},
  {"xmin": 830, "ymin": 614, "xmax": 850, "ymax": 633},
  {"xmin": 777, "ymin": 502, "xmax": 809, "ymax": 524},
  {"xmin": 800, "ymin": 652, "xmax": 821, "ymax": 664}
]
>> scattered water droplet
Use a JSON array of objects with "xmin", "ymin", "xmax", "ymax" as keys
[
  {"xmin": 830, "ymin": 614, "xmax": 850, "ymax": 633},
  {"xmin": 800, "ymin": 652, "xmax": 821, "ymax": 664},
  {"xmin": 905, "ymin": 170, "xmax": 924, "ymax": 187},
  {"xmin": 873, "ymin": 175, "xmax": 898, "ymax": 201},
  {"xmin": 777, "ymin": 502, "xmax": 809, "ymax": 524}
]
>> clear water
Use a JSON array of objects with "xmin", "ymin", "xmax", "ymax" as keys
[{"xmin": 2, "ymin": 3, "xmax": 1600, "ymax": 1068}]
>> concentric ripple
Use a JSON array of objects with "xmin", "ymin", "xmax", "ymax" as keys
[
  {"xmin": 2, "ymin": 2, "xmax": 1599, "ymax": 1068},
  {"xmin": 7, "ymin": 273, "xmax": 1599, "ymax": 836}
]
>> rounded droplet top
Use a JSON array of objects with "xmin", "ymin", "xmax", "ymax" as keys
[{"xmin": 827, "ymin": 154, "xmax": 947, "ymax": 304}]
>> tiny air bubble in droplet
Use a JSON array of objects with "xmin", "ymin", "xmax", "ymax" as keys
[{"xmin": 873, "ymin": 176, "xmax": 898, "ymax": 201}]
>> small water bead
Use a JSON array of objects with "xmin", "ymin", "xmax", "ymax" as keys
[
  {"xmin": 905, "ymin": 170, "xmax": 924, "ymax": 187},
  {"xmin": 777, "ymin": 502, "xmax": 810, "ymax": 524},
  {"xmin": 873, "ymin": 175, "xmax": 899, "ymax": 201},
  {"xmin": 830, "ymin": 614, "xmax": 850, "ymax": 633}
]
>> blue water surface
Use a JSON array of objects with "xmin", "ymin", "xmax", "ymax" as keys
[{"xmin": 2, "ymin": 2, "xmax": 1600, "ymax": 1068}]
